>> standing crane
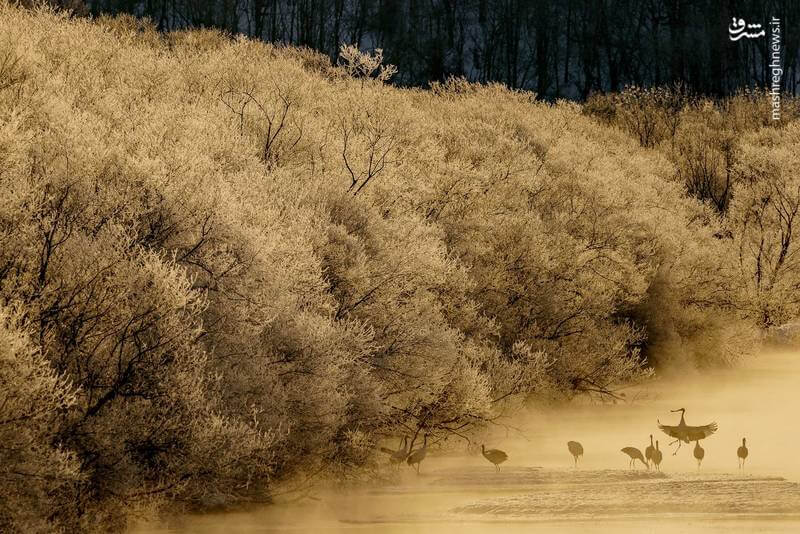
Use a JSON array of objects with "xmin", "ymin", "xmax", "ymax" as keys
[
  {"xmin": 621, "ymin": 447, "xmax": 648, "ymax": 470},
  {"xmin": 658, "ymin": 408, "xmax": 718, "ymax": 455},
  {"xmin": 406, "ymin": 434, "xmax": 428, "ymax": 474},
  {"xmin": 693, "ymin": 440, "xmax": 705, "ymax": 469},
  {"xmin": 379, "ymin": 436, "xmax": 408, "ymax": 464},
  {"xmin": 652, "ymin": 441, "xmax": 663, "ymax": 472},
  {"xmin": 737, "ymin": 437, "xmax": 748, "ymax": 469},
  {"xmin": 645, "ymin": 435, "xmax": 655, "ymax": 468},
  {"xmin": 567, "ymin": 441, "xmax": 584, "ymax": 468},
  {"xmin": 481, "ymin": 444, "xmax": 508, "ymax": 472}
]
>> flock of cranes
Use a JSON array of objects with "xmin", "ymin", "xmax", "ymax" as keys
[
  {"xmin": 379, "ymin": 408, "xmax": 750, "ymax": 473},
  {"xmin": 614, "ymin": 408, "xmax": 747, "ymax": 471}
]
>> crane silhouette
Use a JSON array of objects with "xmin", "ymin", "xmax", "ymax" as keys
[
  {"xmin": 658, "ymin": 408, "xmax": 718, "ymax": 455},
  {"xmin": 406, "ymin": 434, "xmax": 428, "ymax": 474},
  {"xmin": 621, "ymin": 447, "xmax": 648, "ymax": 469},
  {"xmin": 693, "ymin": 440, "xmax": 705, "ymax": 469},
  {"xmin": 652, "ymin": 440, "xmax": 663, "ymax": 472},
  {"xmin": 644, "ymin": 434, "xmax": 655, "ymax": 468},
  {"xmin": 567, "ymin": 441, "xmax": 583, "ymax": 467},
  {"xmin": 737, "ymin": 437, "xmax": 748, "ymax": 469},
  {"xmin": 481, "ymin": 444, "xmax": 508, "ymax": 472},
  {"xmin": 379, "ymin": 436, "xmax": 408, "ymax": 464}
]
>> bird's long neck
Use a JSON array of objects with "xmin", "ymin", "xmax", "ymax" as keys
[
  {"xmin": 679, "ymin": 412, "xmax": 686, "ymax": 426},
  {"xmin": 650, "ymin": 436, "xmax": 654, "ymax": 446}
]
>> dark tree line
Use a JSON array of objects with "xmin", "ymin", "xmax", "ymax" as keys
[{"xmin": 77, "ymin": 0, "xmax": 800, "ymax": 98}]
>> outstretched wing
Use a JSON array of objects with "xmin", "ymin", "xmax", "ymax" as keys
[
  {"xmin": 657, "ymin": 420, "xmax": 682, "ymax": 439},
  {"xmin": 686, "ymin": 422, "xmax": 718, "ymax": 441}
]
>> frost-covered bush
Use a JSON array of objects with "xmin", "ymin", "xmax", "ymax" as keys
[
  {"xmin": 0, "ymin": 307, "xmax": 80, "ymax": 533},
  {"xmin": 726, "ymin": 123, "xmax": 800, "ymax": 328},
  {"xmin": 585, "ymin": 84, "xmax": 800, "ymax": 336}
]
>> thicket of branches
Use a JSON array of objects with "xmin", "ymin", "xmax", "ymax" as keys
[
  {"xmin": 69, "ymin": 0, "xmax": 800, "ymax": 99},
  {"xmin": 585, "ymin": 86, "xmax": 800, "ymax": 331},
  {"xmin": 18, "ymin": 0, "xmax": 800, "ymax": 98},
  {"xmin": 0, "ymin": 6, "xmax": 795, "ymax": 532}
]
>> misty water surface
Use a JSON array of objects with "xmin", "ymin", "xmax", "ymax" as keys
[{"xmin": 133, "ymin": 350, "xmax": 800, "ymax": 533}]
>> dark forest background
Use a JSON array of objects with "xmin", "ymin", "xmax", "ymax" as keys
[{"xmin": 74, "ymin": 0, "xmax": 800, "ymax": 98}]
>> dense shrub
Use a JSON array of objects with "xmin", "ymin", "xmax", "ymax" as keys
[
  {"xmin": 585, "ymin": 85, "xmax": 800, "ymax": 333},
  {"xmin": 726, "ymin": 122, "xmax": 800, "ymax": 328},
  {"xmin": 0, "ymin": 307, "xmax": 81, "ymax": 533}
]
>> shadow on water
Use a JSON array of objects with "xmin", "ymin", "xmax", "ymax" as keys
[{"xmin": 132, "ymin": 350, "xmax": 800, "ymax": 533}]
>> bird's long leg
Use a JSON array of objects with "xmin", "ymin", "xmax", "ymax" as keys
[{"xmin": 672, "ymin": 441, "xmax": 682, "ymax": 456}]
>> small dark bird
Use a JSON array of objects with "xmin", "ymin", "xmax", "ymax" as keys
[
  {"xmin": 652, "ymin": 440, "xmax": 663, "ymax": 472},
  {"xmin": 737, "ymin": 437, "xmax": 748, "ymax": 469},
  {"xmin": 379, "ymin": 436, "xmax": 408, "ymax": 464},
  {"xmin": 693, "ymin": 440, "xmax": 705, "ymax": 469},
  {"xmin": 567, "ymin": 441, "xmax": 584, "ymax": 467},
  {"xmin": 645, "ymin": 434, "xmax": 655, "ymax": 467},
  {"xmin": 621, "ymin": 447, "xmax": 648, "ymax": 470},
  {"xmin": 406, "ymin": 434, "xmax": 428, "ymax": 474},
  {"xmin": 481, "ymin": 444, "xmax": 508, "ymax": 472}
]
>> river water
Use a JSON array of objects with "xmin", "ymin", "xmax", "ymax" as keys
[{"xmin": 132, "ymin": 350, "xmax": 800, "ymax": 533}]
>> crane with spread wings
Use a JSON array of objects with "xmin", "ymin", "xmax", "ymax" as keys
[{"xmin": 657, "ymin": 408, "xmax": 718, "ymax": 455}]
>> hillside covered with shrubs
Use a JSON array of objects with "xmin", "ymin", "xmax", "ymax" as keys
[{"xmin": 1, "ymin": 5, "xmax": 798, "ymax": 532}]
